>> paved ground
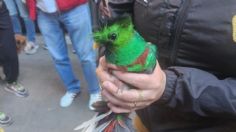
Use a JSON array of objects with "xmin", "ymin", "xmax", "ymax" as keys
[{"xmin": 0, "ymin": 35, "xmax": 96, "ymax": 132}]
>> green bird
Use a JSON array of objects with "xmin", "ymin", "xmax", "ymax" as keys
[
  {"xmin": 74, "ymin": 17, "xmax": 158, "ymax": 132},
  {"xmin": 94, "ymin": 17, "xmax": 157, "ymax": 73}
]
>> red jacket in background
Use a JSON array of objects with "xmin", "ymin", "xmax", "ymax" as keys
[
  {"xmin": 57, "ymin": 0, "xmax": 87, "ymax": 12},
  {"xmin": 26, "ymin": 0, "xmax": 36, "ymax": 20},
  {"xmin": 26, "ymin": 0, "xmax": 87, "ymax": 20}
]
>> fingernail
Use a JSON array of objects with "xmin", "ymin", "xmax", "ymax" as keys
[
  {"xmin": 102, "ymin": 81, "xmax": 109, "ymax": 88},
  {"xmin": 112, "ymin": 70, "xmax": 120, "ymax": 75}
]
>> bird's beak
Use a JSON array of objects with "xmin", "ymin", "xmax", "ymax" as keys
[
  {"xmin": 93, "ymin": 42, "xmax": 99, "ymax": 49},
  {"xmin": 104, "ymin": 41, "xmax": 113, "ymax": 47}
]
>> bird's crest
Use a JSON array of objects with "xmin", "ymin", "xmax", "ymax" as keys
[{"xmin": 93, "ymin": 17, "xmax": 134, "ymax": 49}]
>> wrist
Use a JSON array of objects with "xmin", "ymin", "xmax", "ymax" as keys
[
  {"xmin": 156, "ymin": 70, "xmax": 166, "ymax": 101},
  {"xmin": 157, "ymin": 70, "xmax": 176, "ymax": 104}
]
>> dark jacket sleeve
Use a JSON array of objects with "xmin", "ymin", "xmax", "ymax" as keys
[{"xmin": 159, "ymin": 67, "xmax": 236, "ymax": 118}]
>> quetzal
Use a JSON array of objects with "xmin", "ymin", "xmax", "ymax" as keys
[
  {"xmin": 74, "ymin": 16, "xmax": 157, "ymax": 132},
  {"xmin": 94, "ymin": 17, "xmax": 157, "ymax": 73}
]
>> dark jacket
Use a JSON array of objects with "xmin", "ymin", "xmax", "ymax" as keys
[
  {"xmin": 133, "ymin": 0, "xmax": 236, "ymax": 131},
  {"xmin": 101, "ymin": 0, "xmax": 236, "ymax": 131}
]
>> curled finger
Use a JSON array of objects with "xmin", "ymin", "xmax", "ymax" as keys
[
  {"xmin": 107, "ymin": 103, "xmax": 133, "ymax": 113},
  {"xmin": 102, "ymin": 81, "xmax": 139, "ymax": 102},
  {"xmin": 102, "ymin": 81, "xmax": 137, "ymax": 109}
]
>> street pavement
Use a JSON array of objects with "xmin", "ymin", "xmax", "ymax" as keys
[{"xmin": 0, "ymin": 35, "xmax": 95, "ymax": 132}]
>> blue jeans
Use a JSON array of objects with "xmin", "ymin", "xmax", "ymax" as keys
[
  {"xmin": 4, "ymin": 0, "xmax": 36, "ymax": 43},
  {"xmin": 37, "ymin": 3, "xmax": 100, "ymax": 94}
]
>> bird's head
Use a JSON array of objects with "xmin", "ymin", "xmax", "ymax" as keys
[{"xmin": 93, "ymin": 17, "xmax": 134, "ymax": 50}]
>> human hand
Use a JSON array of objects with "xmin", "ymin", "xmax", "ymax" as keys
[
  {"xmin": 99, "ymin": 0, "xmax": 111, "ymax": 18},
  {"xmin": 96, "ymin": 56, "xmax": 166, "ymax": 113}
]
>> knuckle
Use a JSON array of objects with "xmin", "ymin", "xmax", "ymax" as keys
[
  {"xmin": 98, "ymin": 57, "xmax": 103, "ymax": 64},
  {"xmin": 138, "ymin": 75, "xmax": 146, "ymax": 82},
  {"xmin": 143, "ymin": 103, "xmax": 149, "ymax": 108},
  {"xmin": 112, "ymin": 108, "xmax": 121, "ymax": 114},
  {"xmin": 149, "ymin": 94, "xmax": 157, "ymax": 101},
  {"xmin": 95, "ymin": 68, "xmax": 100, "ymax": 75},
  {"xmin": 153, "ymin": 82, "xmax": 161, "ymax": 89}
]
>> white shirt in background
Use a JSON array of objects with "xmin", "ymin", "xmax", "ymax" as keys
[{"xmin": 36, "ymin": 0, "xmax": 57, "ymax": 13}]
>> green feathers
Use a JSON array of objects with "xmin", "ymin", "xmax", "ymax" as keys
[
  {"xmin": 80, "ymin": 17, "xmax": 158, "ymax": 132},
  {"xmin": 94, "ymin": 18, "xmax": 134, "ymax": 48},
  {"xmin": 94, "ymin": 17, "xmax": 157, "ymax": 72}
]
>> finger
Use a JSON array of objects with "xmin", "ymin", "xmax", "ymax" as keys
[
  {"xmin": 96, "ymin": 67, "xmax": 115, "ymax": 83},
  {"xmin": 112, "ymin": 71, "xmax": 149, "ymax": 89},
  {"xmin": 101, "ymin": 0, "xmax": 111, "ymax": 17},
  {"xmin": 112, "ymin": 62, "xmax": 161, "ymax": 89},
  {"xmin": 106, "ymin": 63, "xmax": 128, "ymax": 72},
  {"xmin": 103, "ymin": 8, "xmax": 111, "ymax": 17},
  {"xmin": 131, "ymin": 101, "xmax": 152, "ymax": 110},
  {"xmin": 108, "ymin": 100, "xmax": 152, "ymax": 113},
  {"xmin": 102, "ymin": 81, "xmax": 139, "ymax": 102},
  {"xmin": 106, "ymin": 63, "xmax": 120, "ymax": 70},
  {"xmin": 102, "ymin": 88, "xmax": 140, "ymax": 109},
  {"xmin": 107, "ymin": 103, "xmax": 132, "ymax": 113},
  {"xmin": 96, "ymin": 57, "xmax": 117, "ymax": 83},
  {"xmin": 102, "ymin": 81, "xmax": 157, "ymax": 102},
  {"xmin": 97, "ymin": 56, "xmax": 107, "ymax": 71},
  {"xmin": 102, "ymin": 81, "xmax": 154, "ymax": 110},
  {"xmin": 99, "ymin": 3, "xmax": 111, "ymax": 18},
  {"xmin": 101, "ymin": 81, "xmax": 133, "ymax": 105},
  {"xmin": 98, "ymin": 56, "xmax": 126, "ymax": 71}
]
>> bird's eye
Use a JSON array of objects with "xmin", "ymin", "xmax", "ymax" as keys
[{"xmin": 108, "ymin": 33, "xmax": 117, "ymax": 41}]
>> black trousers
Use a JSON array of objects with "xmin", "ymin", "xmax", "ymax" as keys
[{"xmin": 0, "ymin": 1, "xmax": 19, "ymax": 83}]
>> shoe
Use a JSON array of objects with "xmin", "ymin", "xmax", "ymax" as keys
[
  {"xmin": 60, "ymin": 92, "xmax": 77, "ymax": 107},
  {"xmin": 0, "ymin": 112, "xmax": 13, "ymax": 126},
  {"xmin": 89, "ymin": 92, "xmax": 102, "ymax": 110},
  {"xmin": 4, "ymin": 82, "xmax": 29, "ymax": 97},
  {"xmin": 24, "ymin": 41, "xmax": 39, "ymax": 55}
]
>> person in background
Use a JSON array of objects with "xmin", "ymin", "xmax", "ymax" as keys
[
  {"xmin": 26, "ymin": 0, "xmax": 101, "ymax": 110},
  {"xmin": 0, "ymin": 0, "xmax": 28, "ymax": 126},
  {"xmin": 0, "ymin": 0, "xmax": 28, "ymax": 98},
  {"xmin": 3, "ymin": 0, "xmax": 38, "ymax": 55},
  {"xmin": 96, "ymin": 0, "xmax": 236, "ymax": 131}
]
